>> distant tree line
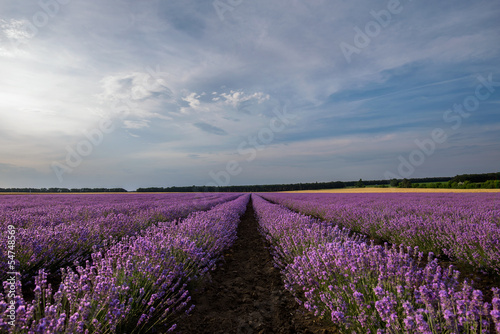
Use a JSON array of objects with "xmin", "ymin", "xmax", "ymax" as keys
[
  {"xmin": 411, "ymin": 180, "xmax": 500, "ymax": 189},
  {"xmin": 451, "ymin": 172, "xmax": 500, "ymax": 183},
  {"xmin": 137, "ymin": 172, "xmax": 497, "ymax": 192},
  {"xmin": 1, "ymin": 172, "xmax": 497, "ymax": 193},
  {"xmin": 136, "ymin": 177, "xmax": 455, "ymax": 193},
  {"xmin": 0, "ymin": 188, "xmax": 128, "ymax": 193},
  {"xmin": 393, "ymin": 172, "xmax": 500, "ymax": 189},
  {"xmin": 136, "ymin": 181, "xmax": 347, "ymax": 193}
]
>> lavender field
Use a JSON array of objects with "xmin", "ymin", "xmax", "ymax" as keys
[
  {"xmin": 253, "ymin": 193, "xmax": 500, "ymax": 333},
  {"xmin": 0, "ymin": 193, "xmax": 240, "ymax": 282},
  {"xmin": 1, "ymin": 193, "xmax": 500, "ymax": 333},
  {"xmin": 261, "ymin": 193, "xmax": 500, "ymax": 273},
  {"xmin": 3, "ymin": 0, "xmax": 500, "ymax": 331},
  {"xmin": 0, "ymin": 194, "xmax": 248, "ymax": 333}
]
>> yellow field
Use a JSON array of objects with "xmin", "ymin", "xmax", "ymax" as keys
[{"xmin": 283, "ymin": 187, "xmax": 500, "ymax": 193}]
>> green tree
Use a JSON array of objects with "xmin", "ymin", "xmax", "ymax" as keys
[
  {"xmin": 400, "ymin": 178, "xmax": 412, "ymax": 188},
  {"xmin": 356, "ymin": 179, "xmax": 365, "ymax": 188}
]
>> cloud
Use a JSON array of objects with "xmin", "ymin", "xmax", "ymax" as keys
[
  {"xmin": 220, "ymin": 91, "xmax": 270, "ymax": 107},
  {"xmin": 123, "ymin": 120, "xmax": 150, "ymax": 129},
  {"xmin": 0, "ymin": 0, "xmax": 499, "ymax": 188},
  {"xmin": 193, "ymin": 122, "xmax": 228, "ymax": 136},
  {"xmin": 0, "ymin": 18, "xmax": 35, "ymax": 57},
  {"xmin": 96, "ymin": 70, "xmax": 176, "ymax": 129},
  {"xmin": 0, "ymin": 18, "xmax": 33, "ymax": 40},
  {"xmin": 99, "ymin": 71, "xmax": 173, "ymax": 102},
  {"xmin": 182, "ymin": 92, "xmax": 201, "ymax": 109},
  {"xmin": 178, "ymin": 89, "xmax": 271, "ymax": 115}
]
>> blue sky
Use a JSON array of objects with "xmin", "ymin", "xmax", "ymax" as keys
[{"xmin": 0, "ymin": 0, "xmax": 499, "ymax": 190}]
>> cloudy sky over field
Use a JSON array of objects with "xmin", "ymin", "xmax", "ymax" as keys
[{"xmin": 0, "ymin": 0, "xmax": 499, "ymax": 189}]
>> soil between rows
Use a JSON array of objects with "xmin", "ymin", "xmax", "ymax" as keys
[{"xmin": 174, "ymin": 198, "xmax": 337, "ymax": 334}]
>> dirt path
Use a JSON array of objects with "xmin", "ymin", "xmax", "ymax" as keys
[{"xmin": 174, "ymin": 198, "xmax": 337, "ymax": 334}]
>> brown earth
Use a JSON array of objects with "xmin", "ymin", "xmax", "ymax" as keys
[{"xmin": 174, "ymin": 198, "xmax": 338, "ymax": 334}]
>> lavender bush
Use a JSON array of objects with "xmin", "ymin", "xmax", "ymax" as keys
[
  {"xmin": 261, "ymin": 193, "xmax": 500, "ymax": 273},
  {"xmin": 0, "ymin": 193, "xmax": 238, "ymax": 281},
  {"xmin": 0, "ymin": 194, "xmax": 249, "ymax": 333},
  {"xmin": 252, "ymin": 194, "xmax": 499, "ymax": 333}
]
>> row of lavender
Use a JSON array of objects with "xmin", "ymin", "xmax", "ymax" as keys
[
  {"xmin": 1, "ymin": 194, "xmax": 250, "ymax": 333},
  {"xmin": 0, "ymin": 193, "xmax": 238, "ymax": 281},
  {"xmin": 252, "ymin": 194, "xmax": 500, "ymax": 333},
  {"xmin": 261, "ymin": 193, "xmax": 500, "ymax": 273},
  {"xmin": 0, "ymin": 193, "xmax": 233, "ymax": 229}
]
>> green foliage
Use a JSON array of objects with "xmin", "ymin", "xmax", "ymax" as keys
[
  {"xmin": 399, "ymin": 179, "xmax": 412, "ymax": 188},
  {"xmin": 482, "ymin": 180, "xmax": 500, "ymax": 189},
  {"xmin": 412, "ymin": 179, "xmax": 499, "ymax": 189},
  {"xmin": 452, "ymin": 172, "xmax": 500, "ymax": 183}
]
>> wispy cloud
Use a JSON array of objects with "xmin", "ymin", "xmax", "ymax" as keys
[
  {"xmin": 193, "ymin": 122, "xmax": 228, "ymax": 136},
  {"xmin": 123, "ymin": 120, "xmax": 150, "ymax": 129}
]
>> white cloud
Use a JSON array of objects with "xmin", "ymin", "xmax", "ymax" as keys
[
  {"xmin": 0, "ymin": 18, "xmax": 33, "ymax": 40},
  {"xmin": 123, "ymin": 120, "xmax": 150, "ymax": 129},
  {"xmin": 220, "ymin": 91, "xmax": 270, "ymax": 107},
  {"xmin": 99, "ymin": 72, "xmax": 172, "ymax": 102},
  {"xmin": 0, "ymin": 18, "xmax": 33, "ymax": 57},
  {"xmin": 178, "ymin": 90, "xmax": 271, "ymax": 115},
  {"xmin": 182, "ymin": 92, "xmax": 201, "ymax": 108},
  {"xmin": 96, "ymin": 70, "xmax": 176, "ymax": 125}
]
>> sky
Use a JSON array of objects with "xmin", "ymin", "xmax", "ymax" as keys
[{"xmin": 0, "ymin": 0, "xmax": 499, "ymax": 190}]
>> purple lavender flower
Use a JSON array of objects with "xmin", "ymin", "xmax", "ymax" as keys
[
  {"xmin": 0, "ymin": 194, "xmax": 250, "ymax": 333},
  {"xmin": 253, "ymin": 193, "xmax": 497, "ymax": 333}
]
